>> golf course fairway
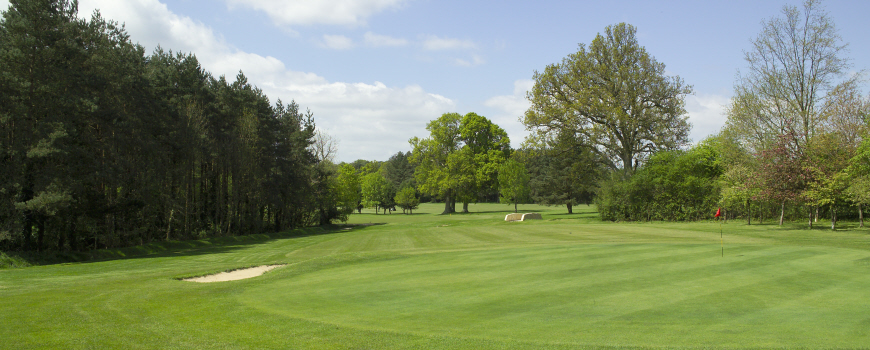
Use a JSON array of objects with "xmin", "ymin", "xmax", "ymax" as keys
[{"xmin": 2, "ymin": 203, "xmax": 870, "ymax": 349}]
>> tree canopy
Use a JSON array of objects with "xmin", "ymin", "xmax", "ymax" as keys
[
  {"xmin": 498, "ymin": 159, "xmax": 531, "ymax": 213},
  {"xmin": 409, "ymin": 112, "xmax": 510, "ymax": 214},
  {"xmin": 524, "ymin": 22, "xmax": 692, "ymax": 175},
  {"xmin": 0, "ymin": 0, "xmax": 336, "ymax": 251},
  {"xmin": 726, "ymin": 0, "xmax": 857, "ymax": 155}
]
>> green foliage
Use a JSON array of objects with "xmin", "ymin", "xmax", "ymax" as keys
[
  {"xmin": 596, "ymin": 143, "xmax": 723, "ymax": 221},
  {"xmin": 410, "ymin": 112, "xmax": 510, "ymax": 214},
  {"xmin": 335, "ymin": 164, "xmax": 362, "ymax": 216},
  {"xmin": 844, "ymin": 136, "xmax": 870, "ymax": 226},
  {"xmin": 393, "ymin": 187, "xmax": 419, "ymax": 214},
  {"xmin": 524, "ymin": 131, "xmax": 605, "ymax": 213},
  {"xmin": 455, "ymin": 112, "xmax": 511, "ymax": 207},
  {"xmin": 361, "ymin": 173, "xmax": 394, "ymax": 214},
  {"xmin": 801, "ymin": 132, "xmax": 854, "ymax": 228},
  {"xmin": 721, "ymin": 0, "xmax": 863, "ymax": 226},
  {"xmin": 498, "ymin": 159, "xmax": 531, "ymax": 212},
  {"xmin": 524, "ymin": 22, "xmax": 692, "ymax": 175},
  {"xmin": 409, "ymin": 112, "xmax": 462, "ymax": 214},
  {"xmin": 381, "ymin": 152, "xmax": 415, "ymax": 191}
]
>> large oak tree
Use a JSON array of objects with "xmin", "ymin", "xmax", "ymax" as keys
[
  {"xmin": 524, "ymin": 22, "xmax": 692, "ymax": 176},
  {"xmin": 409, "ymin": 112, "xmax": 510, "ymax": 214}
]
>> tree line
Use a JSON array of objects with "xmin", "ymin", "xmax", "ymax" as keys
[
  {"xmin": 0, "ymin": 0, "xmax": 335, "ymax": 252},
  {"xmin": 363, "ymin": 0, "xmax": 868, "ymax": 229},
  {"xmin": 519, "ymin": 0, "xmax": 868, "ymax": 228}
]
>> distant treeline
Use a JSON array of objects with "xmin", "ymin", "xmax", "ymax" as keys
[{"xmin": 1, "ymin": 1, "xmax": 337, "ymax": 251}]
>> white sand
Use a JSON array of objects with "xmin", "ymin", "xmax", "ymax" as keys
[{"xmin": 184, "ymin": 264, "xmax": 285, "ymax": 283}]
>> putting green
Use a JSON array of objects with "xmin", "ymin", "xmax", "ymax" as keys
[{"xmin": 243, "ymin": 242, "xmax": 870, "ymax": 348}]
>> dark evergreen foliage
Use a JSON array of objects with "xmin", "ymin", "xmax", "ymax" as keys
[
  {"xmin": 524, "ymin": 133, "xmax": 604, "ymax": 214},
  {"xmin": 0, "ymin": 0, "xmax": 329, "ymax": 252},
  {"xmin": 382, "ymin": 152, "xmax": 415, "ymax": 191}
]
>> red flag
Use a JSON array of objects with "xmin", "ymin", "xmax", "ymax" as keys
[{"xmin": 714, "ymin": 208, "xmax": 721, "ymax": 218}]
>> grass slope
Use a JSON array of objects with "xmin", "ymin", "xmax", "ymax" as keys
[{"xmin": 2, "ymin": 203, "xmax": 870, "ymax": 349}]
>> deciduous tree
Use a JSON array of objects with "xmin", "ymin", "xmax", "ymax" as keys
[
  {"xmin": 726, "ymin": 0, "xmax": 855, "ymax": 155},
  {"xmin": 361, "ymin": 172, "xmax": 394, "ymax": 214},
  {"xmin": 394, "ymin": 187, "xmax": 419, "ymax": 214},
  {"xmin": 524, "ymin": 22, "xmax": 692, "ymax": 175},
  {"xmin": 409, "ymin": 113, "xmax": 461, "ymax": 214},
  {"xmin": 498, "ymin": 159, "xmax": 531, "ymax": 213}
]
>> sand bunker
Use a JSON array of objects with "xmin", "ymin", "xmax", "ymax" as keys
[{"xmin": 184, "ymin": 264, "xmax": 285, "ymax": 283}]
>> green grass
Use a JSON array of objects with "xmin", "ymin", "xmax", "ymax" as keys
[{"xmin": 2, "ymin": 203, "xmax": 870, "ymax": 349}]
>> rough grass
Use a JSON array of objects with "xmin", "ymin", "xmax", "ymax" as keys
[{"xmin": 2, "ymin": 203, "xmax": 870, "ymax": 349}]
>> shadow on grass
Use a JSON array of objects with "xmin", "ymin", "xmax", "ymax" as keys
[
  {"xmin": 1, "ymin": 223, "xmax": 385, "ymax": 268},
  {"xmin": 548, "ymin": 212, "xmax": 599, "ymax": 217}
]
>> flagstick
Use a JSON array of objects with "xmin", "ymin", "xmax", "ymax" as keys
[{"xmin": 720, "ymin": 219, "xmax": 723, "ymax": 257}]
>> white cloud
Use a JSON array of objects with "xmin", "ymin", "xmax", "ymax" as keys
[
  {"xmin": 77, "ymin": 0, "xmax": 228, "ymax": 63},
  {"xmin": 363, "ymin": 31, "xmax": 407, "ymax": 47},
  {"xmin": 455, "ymin": 54, "xmax": 485, "ymax": 67},
  {"xmin": 224, "ymin": 0, "xmax": 406, "ymax": 28},
  {"xmin": 685, "ymin": 93, "xmax": 730, "ymax": 143},
  {"xmin": 319, "ymin": 34, "xmax": 355, "ymax": 50},
  {"xmin": 422, "ymin": 35, "xmax": 476, "ymax": 50},
  {"xmin": 73, "ymin": 0, "xmax": 453, "ymax": 162},
  {"xmin": 484, "ymin": 79, "xmax": 535, "ymax": 148}
]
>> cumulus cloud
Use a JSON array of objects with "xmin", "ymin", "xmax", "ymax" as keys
[
  {"xmin": 484, "ymin": 79, "xmax": 535, "ymax": 148},
  {"xmin": 78, "ymin": 0, "xmax": 225, "ymax": 57},
  {"xmin": 224, "ymin": 0, "xmax": 406, "ymax": 28},
  {"xmin": 421, "ymin": 35, "xmax": 477, "ymax": 50},
  {"xmin": 685, "ymin": 93, "xmax": 730, "ymax": 143},
  {"xmin": 319, "ymin": 34, "xmax": 355, "ymax": 50},
  {"xmin": 72, "ymin": 0, "xmax": 453, "ymax": 162},
  {"xmin": 363, "ymin": 31, "xmax": 407, "ymax": 47}
]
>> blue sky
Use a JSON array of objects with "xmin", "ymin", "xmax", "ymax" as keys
[{"xmin": 3, "ymin": 0, "xmax": 868, "ymax": 162}]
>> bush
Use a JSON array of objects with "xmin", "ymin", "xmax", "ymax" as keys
[{"xmin": 596, "ymin": 144, "xmax": 723, "ymax": 221}]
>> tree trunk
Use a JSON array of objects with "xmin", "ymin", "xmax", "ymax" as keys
[
  {"xmin": 567, "ymin": 203, "xmax": 573, "ymax": 214},
  {"xmin": 831, "ymin": 204, "xmax": 836, "ymax": 230},
  {"xmin": 859, "ymin": 204, "xmax": 864, "ymax": 228},
  {"xmin": 442, "ymin": 193, "xmax": 454, "ymax": 214},
  {"xmin": 167, "ymin": 209, "xmax": 174, "ymax": 241},
  {"xmin": 808, "ymin": 206, "xmax": 813, "ymax": 229},
  {"xmin": 462, "ymin": 202, "xmax": 469, "ymax": 213},
  {"xmin": 514, "ymin": 202, "xmax": 518, "ymax": 213},
  {"xmin": 814, "ymin": 206, "xmax": 819, "ymax": 223}
]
